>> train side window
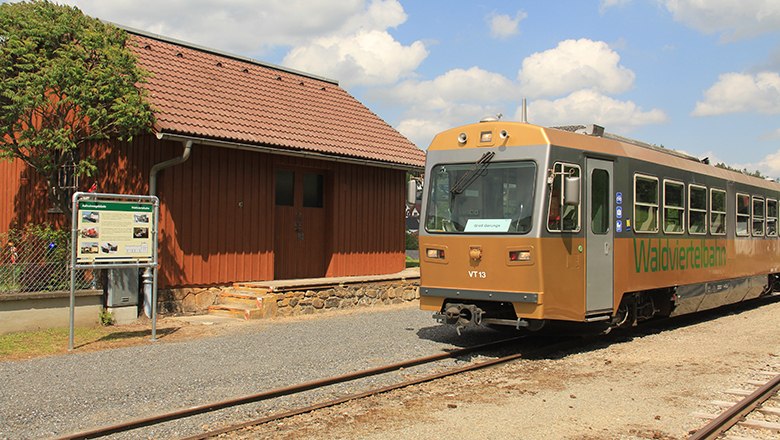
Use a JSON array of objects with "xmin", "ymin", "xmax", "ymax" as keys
[
  {"xmin": 767, "ymin": 199, "xmax": 778, "ymax": 237},
  {"xmin": 736, "ymin": 193, "xmax": 750, "ymax": 236},
  {"xmin": 547, "ymin": 163, "xmax": 581, "ymax": 233},
  {"xmin": 634, "ymin": 174, "xmax": 659, "ymax": 233},
  {"xmin": 752, "ymin": 196, "xmax": 765, "ymax": 237},
  {"xmin": 688, "ymin": 184, "xmax": 707, "ymax": 235},
  {"xmin": 663, "ymin": 180, "xmax": 684, "ymax": 234},
  {"xmin": 710, "ymin": 188, "xmax": 727, "ymax": 235},
  {"xmin": 591, "ymin": 169, "xmax": 610, "ymax": 235}
]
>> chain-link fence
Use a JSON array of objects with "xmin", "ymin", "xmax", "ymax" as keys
[{"xmin": 1, "ymin": 225, "xmax": 98, "ymax": 294}]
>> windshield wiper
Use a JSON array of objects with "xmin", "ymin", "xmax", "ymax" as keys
[{"xmin": 450, "ymin": 151, "xmax": 495, "ymax": 194}]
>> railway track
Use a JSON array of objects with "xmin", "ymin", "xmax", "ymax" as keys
[
  {"xmin": 57, "ymin": 335, "xmax": 582, "ymax": 440},
  {"xmin": 184, "ymin": 336, "xmax": 589, "ymax": 439},
  {"xmin": 55, "ymin": 297, "xmax": 780, "ymax": 439},
  {"xmin": 689, "ymin": 371, "xmax": 780, "ymax": 439}
]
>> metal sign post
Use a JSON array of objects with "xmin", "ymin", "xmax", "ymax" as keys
[{"xmin": 69, "ymin": 192, "xmax": 160, "ymax": 351}]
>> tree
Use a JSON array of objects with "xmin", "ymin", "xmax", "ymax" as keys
[
  {"xmin": 0, "ymin": 0, "xmax": 154, "ymax": 218},
  {"xmin": 714, "ymin": 162, "xmax": 766, "ymax": 179}
]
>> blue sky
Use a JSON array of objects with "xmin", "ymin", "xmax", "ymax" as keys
[{"xmin": 50, "ymin": 0, "xmax": 780, "ymax": 176}]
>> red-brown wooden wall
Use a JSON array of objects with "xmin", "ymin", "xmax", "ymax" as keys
[{"xmin": 0, "ymin": 135, "xmax": 406, "ymax": 288}]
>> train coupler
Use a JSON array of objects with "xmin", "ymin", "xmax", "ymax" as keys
[{"xmin": 433, "ymin": 303, "xmax": 484, "ymax": 335}]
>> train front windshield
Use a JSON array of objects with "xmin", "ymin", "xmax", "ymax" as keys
[{"xmin": 425, "ymin": 160, "xmax": 537, "ymax": 234}]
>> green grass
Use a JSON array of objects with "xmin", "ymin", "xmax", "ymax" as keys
[
  {"xmin": 0, "ymin": 327, "xmax": 105, "ymax": 359},
  {"xmin": 405, "ymin": 256, "xmax": 419, "ymax": 268},
  {"xmin": 0, "ymin": 324, "xmax": 185, "ymax": 360}
]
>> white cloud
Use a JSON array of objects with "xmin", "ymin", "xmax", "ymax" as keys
[
  {"xmin": 759, "ymin": 149, "xmax": 780, "ymax": 176},
  {"xmin": 662, "ymin": 0, "xmax": 780, "ymax": 41},
  {"xmin": 487, "ymin": 11, "xmax": 527, "ymax": 39},
  {"xmin": 693, "ymin": 72, "xmax": 780, "ymax": 116},
  {"xmin": 395, "ymin": 100, "xmax": 509, "ymax": 148},
  {"xmin": 381, "ymin": 67, "xmax": 519, "ymax": 106},
  {"xmin": 728, "ymin": 147, "xmax": 780, "ymax": 178},
  {"xmin": 63, "ymin": 0, "xmax": 365, "ymax": 54},
  {"xmin": 599, "ymin": 0, "xmax": 632, "ymax": 13},
  {"xmin": 377, "ymin": 67, "xmax": 520, "ymax": 146},
  {"xmin": 344, "ymin": 0, "xmax": 408, "ymax": 31},
  {"xmin": 521, "ymin": 89, "xmax": 667, "ymax": 131},
  {"xmin": 395, "ymin": 119, "xmax": 453, "ymax": 148},
  {"xmin": 380, "ymin": 38, "xmax": 660, "ymax": 145},
  {"xmin": 64, "ymin": 0, "xmax": 427, "ymax": 86},
  {"xmin": 517, "ymin": 39, "xmax": 635, "ymax": 98},
  {"xmin": 765, "ymin": 128, "xmax": 780, "ymax": 140},
  {"xmin": 283, "ymin": 30, "xmax": 427, "ymax": 86}
]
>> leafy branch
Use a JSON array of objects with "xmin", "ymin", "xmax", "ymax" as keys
[{"xmin": 0, "ymin": 0, "xmax": 154, "ymax": 218}]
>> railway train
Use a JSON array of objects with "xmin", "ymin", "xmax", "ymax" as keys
[{"xmin": 412, "ymin": 118, "xmax": 780, "ymax": 333}]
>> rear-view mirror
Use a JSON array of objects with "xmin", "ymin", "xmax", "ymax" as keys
[
  {"xmin": 407, "ymin": 180, "xmax": 418, "ymax": 205},
  {"xmin": 564, "ymin": 176, "xmax": 580, "ymax": 206}
]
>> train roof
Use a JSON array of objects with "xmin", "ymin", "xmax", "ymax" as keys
[
  {"xmin": 426, "ymin": 120, "xmax": 780, "ymax": 191},
  {"xmin": 552, "ymin": 124, "xmax": 703, "ymax": 163}
]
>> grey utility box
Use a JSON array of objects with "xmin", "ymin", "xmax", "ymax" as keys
[{"xmin": 107, "ymin": 268, "xmax": 139, "ymax": 307}]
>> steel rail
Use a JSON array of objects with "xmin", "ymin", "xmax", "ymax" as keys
[
  {"xmin": 688, "ymin": 373, "xmax": 780, "ymax": 440},
  {"xmin": 183, "ymin": 337, "xmax": 585, "ymax": 440},
  {"xmin": 55, "ymin": 336, "xmax": 526, "ymax": 440}
]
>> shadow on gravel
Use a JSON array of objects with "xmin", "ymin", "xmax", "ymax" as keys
[
  {"xmin": 417, "ymin": 325, "xmax": 510, "ymax": 347},
  {"xmin": 415, "ymin": 294, "xmax": 780, "ymax": 361},
  {"xmin": 75, "ymin": 326, "xmax": 181, "ymax": 349}
]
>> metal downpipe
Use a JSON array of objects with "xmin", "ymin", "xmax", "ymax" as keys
[
  {"xmin": 143, "ymin": 140, "xmax": 193, "ymax": 317},
  {"xmin": 149, "ymin": 140, "xmax": 193, "ymax": 197}
]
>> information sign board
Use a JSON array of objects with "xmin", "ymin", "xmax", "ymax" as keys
[{"xmin": 75, "ymin": 200, "xmax": 154, "ymax": 264}]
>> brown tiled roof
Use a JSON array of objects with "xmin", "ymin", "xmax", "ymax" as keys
[{"xmin": 126, "ymin": 31, "xmax": 425, "ymax": 168}]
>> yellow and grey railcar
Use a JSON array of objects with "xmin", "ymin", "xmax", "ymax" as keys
[{"xmin": 416, "ymin": 119, "xmax": 780, "ymax": 332}]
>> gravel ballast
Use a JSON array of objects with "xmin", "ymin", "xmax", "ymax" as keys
[{"xmin": 234, "ymin": 298, "xmax": 780, "ymax": 440}]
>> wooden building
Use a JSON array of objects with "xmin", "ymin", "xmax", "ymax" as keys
[{"xmin": 0, "ymin": 27, "xmax": 425, "ymax": 289}]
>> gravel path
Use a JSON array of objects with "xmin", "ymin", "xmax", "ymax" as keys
[{"xmin": 0, "ymin": 304, "xmax": 501, "ymax": 439}]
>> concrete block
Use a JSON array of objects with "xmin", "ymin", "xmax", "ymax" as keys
[{"xmin": 106, "ymin": 305, "xmax": 138, "ymax": 325}]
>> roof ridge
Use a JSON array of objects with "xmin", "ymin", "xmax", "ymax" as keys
[{"xmin": 113, "ymin": 21, "xmax": 339, "ymax": 85}]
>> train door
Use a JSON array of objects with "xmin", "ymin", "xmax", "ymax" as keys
[{"xmin": 585, "ymin": 158, "xmax": 614, "ymax": 316}]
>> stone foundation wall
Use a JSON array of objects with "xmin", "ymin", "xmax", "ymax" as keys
[
  {"xmin": 159, "ymin": 280, "xmax": 420, "ymax": 317},
  {"xmin": 273, "ymin": 281, "xmax": 419, "ymax": 318},
  {"xmin": 158, "ymin": 286, "xmax": 222, "ymax": 314}
]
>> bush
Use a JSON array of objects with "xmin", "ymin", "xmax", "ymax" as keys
[{"xmin": 99, "ymin": 309, "xmax": 115, "ymax": 326}]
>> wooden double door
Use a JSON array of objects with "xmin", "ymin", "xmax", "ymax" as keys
[{"xmin": 273, "ymin": 168, "xmax": 328, "ymax": 279}]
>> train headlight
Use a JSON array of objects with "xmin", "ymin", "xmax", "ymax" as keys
[
  {"xmin": 426, "ymin": 248, "xmax": 445, "ymax": 259},
  {"xmin": 509, "ymin": 250, "xmax": 531, "ymax": 262}
]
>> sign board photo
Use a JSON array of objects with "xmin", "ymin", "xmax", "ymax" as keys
[{"xmin": 75, "ymin": 200, "xmax": 155, "ymax": 264}]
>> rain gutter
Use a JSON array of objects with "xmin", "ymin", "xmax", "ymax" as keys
[{"xmin": 154, "ymin": 132, "xmax": 424, "ymax": 172}]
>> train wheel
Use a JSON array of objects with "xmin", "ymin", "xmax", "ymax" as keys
[{"xmin": 613, "ymin": 296, "xmax": 635, "ymax": 329}]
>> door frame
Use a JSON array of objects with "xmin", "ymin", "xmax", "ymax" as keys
[
  {"xmin": 585, "ymin": 157, "xmax": 614, "ymax": 316},
  {"xmin": 272, "ymin": 166, "xmax": 329, "ymax": 279}
]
